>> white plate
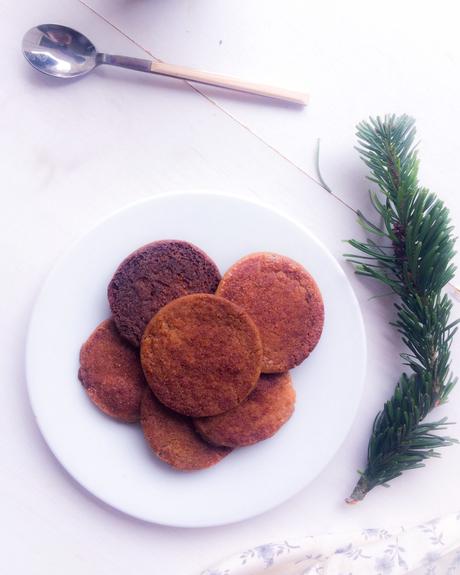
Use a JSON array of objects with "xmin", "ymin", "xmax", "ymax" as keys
[{"xmin": 26, "ymin": 192, "xmax": 366, "ymax": 527}]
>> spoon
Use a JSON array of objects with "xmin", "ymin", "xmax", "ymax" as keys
[{"xmin": 22, "ymin": 24, "xmax": 308, "ymax": 105}]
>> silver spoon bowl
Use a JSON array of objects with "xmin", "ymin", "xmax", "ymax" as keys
[{"xmin": 23, "ymin": 24, "xmax": 100, "ymax": 79}]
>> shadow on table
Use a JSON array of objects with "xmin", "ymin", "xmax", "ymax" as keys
[{"xmin": 21, "ymin": 61, "xmax": 307, "ymax": 111}]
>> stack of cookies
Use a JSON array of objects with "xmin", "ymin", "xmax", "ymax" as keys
[{"xmin": 78, "ymin": 240, "xmax": 324, "ymax": 471}]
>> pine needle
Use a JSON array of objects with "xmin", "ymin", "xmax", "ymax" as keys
[{"xmin": 346, "ymin": 115, "xmax": 458, "ymax": 502}]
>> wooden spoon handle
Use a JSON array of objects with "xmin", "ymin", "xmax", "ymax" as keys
[{"xmin": 150, "ymin": 61, "xmax": 309, "ymax": 106}]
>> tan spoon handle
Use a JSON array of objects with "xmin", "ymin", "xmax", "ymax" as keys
[{"xmin": 150, "ymin": 61, "xmax": 309, "ymax": 106}]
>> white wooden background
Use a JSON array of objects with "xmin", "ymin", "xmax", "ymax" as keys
[{"xmin": 1, "ymin": 1, "xmax": 460, "ymax": 573}]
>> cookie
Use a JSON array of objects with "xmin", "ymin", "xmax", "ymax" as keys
[
  {"xmin": 217, "ymin": 253, "xmax": 324, "ymax": 372},
  {"xmin": 141, "ymin": 294, "xmax": 263, "ymax": 417},
  {"xmin": 78, "ymin": 319, "xmax": 146, "ymax": 422},
  {"xmin": 108, "ymin": 240, "xmax": 221, "ymax": 347},
  {"xmin": 141, "ymin": 389, "xmax": 231, "ymax": 471},
  {"xmin": 194, "ymin": 372, "xmax": 295, "ymax": 447}
]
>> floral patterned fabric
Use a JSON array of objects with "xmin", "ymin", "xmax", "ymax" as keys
[{"xmin": 201, "ymin": 512, "xmax": 460, "ymax": 575}]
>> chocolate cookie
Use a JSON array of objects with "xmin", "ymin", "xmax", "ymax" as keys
[
  {"xmin": 108, "ymin": 240, "xmax": 221, "ymax": 347},
  {"xmin": 217, "ymin": 253, "xmax": 324, "ymax": 373},
  {"xmin": 78, "ymin": 319, "xmax": 146, "ymax": 422},
  {"xmin": 141, "ymin": 294, "xmax": 263, "ymax": 417},
  {"xmin": 194, "ymin": 372, "xmax": 295, "ymax": 447},
  {"xmin": 141, "ymin": 389, "xmax": 231, "ymax": 471}
]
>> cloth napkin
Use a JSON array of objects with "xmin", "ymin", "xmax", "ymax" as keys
[{"xmin": 200, "ymin": 512, "xmax": 460, "ymax": 575}]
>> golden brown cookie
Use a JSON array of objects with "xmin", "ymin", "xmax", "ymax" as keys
[
  {"xmin": 78, "ymin": 319, "xmax": 146, "ymax": 422},
  {"xmin": 108, "ymin": 240, "xmax": 221, "ymax": 347},
  {"xmin": 217, "ymin": 253, "xmax": 324, "ymax": 373},
  {"xmin": 141, "ymin": 389, "xmax": 231, "ymax": 471},
  {"xmin": 194, "ymin": 372, "xmax": 295, "ymax": 447},
  {"xmin": 140, "ymin": 294, "xmax": 263, "ymax": 417}
]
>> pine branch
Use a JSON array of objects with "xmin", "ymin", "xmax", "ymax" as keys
[{"xmin": 346, "ymin": 115, "xmax": 458, "ymax": 502}]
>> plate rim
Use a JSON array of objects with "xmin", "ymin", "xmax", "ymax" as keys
[{"xmin": 25, "ymin": 190, "xmax": 367, "ymax": 527}]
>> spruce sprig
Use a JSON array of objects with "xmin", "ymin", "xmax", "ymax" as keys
[{"xmin": 345, "ymin": 114, "xmax": 459, "ymax": 502}]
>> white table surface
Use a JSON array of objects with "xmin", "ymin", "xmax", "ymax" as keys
[{"xmin": 2, "ymin": 1, "xmax": 460, "ymax": 573}]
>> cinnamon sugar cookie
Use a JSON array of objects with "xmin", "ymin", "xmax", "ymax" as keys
[
  {"xmin": 141, "ymin": 294, "xmax": 262, "ymax": 417},
  {"xmin": 141, "ymin": 389, "xmax": 231, "ymax": 471},
  {"xmin": 78, "ymin": 319, "xmax": 146, "ymax": 422},
  {"xmin": 194, "ymin": 372, "xmax": 295, "ymax": 447},
  {"xmin": 217, "ymin": 253, "xmax": 324, "ymax": 372}
]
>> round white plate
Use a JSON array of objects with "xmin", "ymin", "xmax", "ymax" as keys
[{"xmin": 26, "ymin": 192, "xmax": 366, "ymax": 527}]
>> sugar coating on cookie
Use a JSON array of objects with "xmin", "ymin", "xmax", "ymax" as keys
[
  {"xmin": 217, "ymin": 253, "xmax": 324, "ymax": 372},
  {"xmin": 108, "ymin": 240, "xmax": 221, "ymax": 347},
  {"xmin": 194, "ymin": 372, "xmax": 295, "ymax": 447},
  {"xmin": 141, "ymin": 294, "xmax": 263, "ymax": 417},
  {"xmin": 78, "ymin": 319, "xmax": 146, "ymax": 422},
  {"xmin": 141, "ymin": 389, "xmax": 231, "ymax": 471}
]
